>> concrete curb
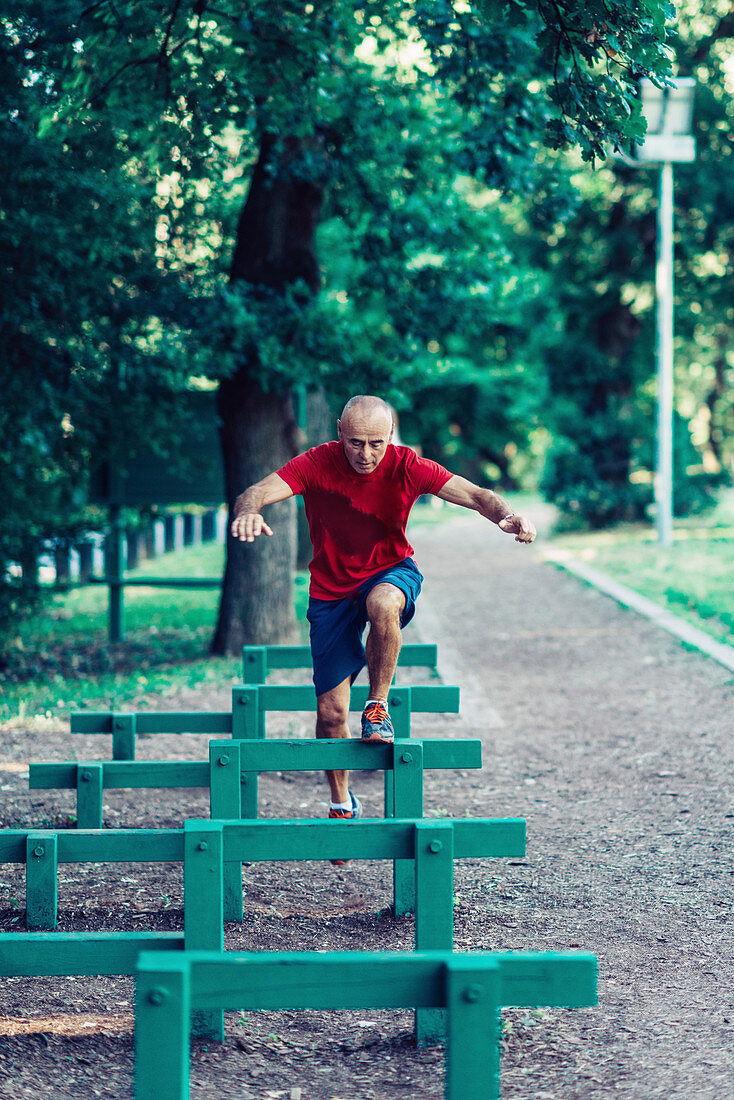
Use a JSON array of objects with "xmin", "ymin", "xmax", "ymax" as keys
[{"xmin": 540, "ymin": 547, "xmax": 734, "ymax": 674}]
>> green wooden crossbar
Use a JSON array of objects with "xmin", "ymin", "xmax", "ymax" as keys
[
  {"xmin": 242, "ymin": 642, "xmax": 439, "ymax": 682},
  {"xmin": 135, "ymin": 950, "xmax": 598, "ymax": 1100},
  {"xmin": 29, "ymin": 736, "xmax": 478, "ymax": 823},
  {"xmin": 0, "ymin": 816, "xmax": 523, "ymax": 931},
  {"xmin": 69, "ymin": 683, "xmax": 460, "ymax": 758},
  {"xmin": 90, "ymin": 577, "xmax": 222, "ymax": 588},
  {"xmin": 0, "ymin": 932, "xmax": 184, "ymax": 976},
  {"xmin": 30, "ymin": 736, "xmax": 479, "ymax": 916}
]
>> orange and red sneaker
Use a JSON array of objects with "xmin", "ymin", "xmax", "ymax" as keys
[{"xmin": 360, "ymin": 699, "xmax": 394, "ymax": 744}]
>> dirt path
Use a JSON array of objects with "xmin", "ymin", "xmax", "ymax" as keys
[
  {"xmin": 0, "ymin": 507, "xmax": 732, "ymax": 1099},
  {"xmin": 413, "ymin": 509, "xmax": 733, "ymax": 1099}
]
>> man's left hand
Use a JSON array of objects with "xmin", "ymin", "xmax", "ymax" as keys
[{"xmin": 498, "ymin": 514, "xmax": 536, "ymax": 543}]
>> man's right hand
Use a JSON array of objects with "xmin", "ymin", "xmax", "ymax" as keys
[
  {"xmin": 231, "ymin": 513, "xmax": 274, "ymax": 542},
  {"xmin": 230, "ymin": 473, "xmax": 294, "ymax": 542}
]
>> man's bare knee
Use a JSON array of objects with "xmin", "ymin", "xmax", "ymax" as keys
[
  {"xmin": 365, "ymin": 583, "xmax": 405, "ymax": 628},
  {"xmin": 316, "ymin": 696, "xmax": 349, "ymax": 738}
]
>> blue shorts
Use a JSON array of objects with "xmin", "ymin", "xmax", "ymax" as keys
[{"xmin": 306, "ymin": 558, "xmax": 424, "ymax": 698}]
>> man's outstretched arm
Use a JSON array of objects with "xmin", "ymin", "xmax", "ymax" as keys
[
  {"xmin": 231, "ymin": 473, "xmax": 295, "ymax": 543},
  {"xmin": 436, "ymin": 475, "xmax": 536, "ymax": 544}
]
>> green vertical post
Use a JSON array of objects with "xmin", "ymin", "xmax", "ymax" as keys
[
  {"xmin": 414, "ymin": 821, "xmax": 454, "ymax": 1046},
  {"xmin": 388, "ymin": 687, "xmax": 412, "ymax": 738},
  {"xmin": 209, "ymin": 742, "xmax": 243, "ymax": 921},
  {"xmin": 25, "ymin": 832, "xmax": 58, "ymax": 931},
  {"xmin": 107, "ymin": 500, "xmax": 125, "ymax": 643},
  {"xmin": 232, "ymin": 686, "xmax": 261, "ymax": 816},
  {"xmin": 445, "ymin": 959, "xmax": 501, "ymax": 1100},
  {"xmin": 135, "ymin": 956, "xmax": 190, "ymax": 1100},
  {"xmin": 239, "ymin": 654, "xmax": 267, "ymax": 737},
  {"xmin": 293, "ymin": 384, "xmax": 308, "ymax": 431},
  {"xmin": 392, "ymin": 740, "xmax": 423, "ymax": 916},
  {"xmin": 112, "ymin": 713, "xmax": 136, "ymax": 760},
  {"xmin": 232, "ymin": 685, "xmax": 262, "ymax": 738},
  {"xmin": 76, "ymin": 764, "xmax": 103, "ymax": 829},
  {"xmin": 242, "ymin": 645, "xmax": 268, "ymax": 684},
  {"xmin": 184, "ymin": 821, "xmax": 224, "ymax": 1040},
  {"xmin": 292, "ymin": 385, "xmax": 312, "ymax": 570},
  {"xmin": 384, "ymin": 687, "xmax": 411, "ymax": 819}
]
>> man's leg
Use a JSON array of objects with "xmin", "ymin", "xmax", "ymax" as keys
[
  {"xmin": 315, "ymin": 675, "xmax": 352, "ymax": 804},
  {"xmin": 361, "ymin": 583, "xmax": 406, "ymax": 744},
  {"xmin": 317, "ymin": 677, "xmax": 361, "ymax": 864},
  {"xmin": 365, "ymin": 582, "xmax": 406, "ymax": 698}
]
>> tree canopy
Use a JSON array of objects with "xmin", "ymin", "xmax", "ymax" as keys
[{"xmin": 2, "ymin": 0, "xmax": 682, "ymax": 653}]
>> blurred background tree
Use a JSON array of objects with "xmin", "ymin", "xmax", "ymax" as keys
[
  {"xmin": 528, "ymin": 0, "xmax": 734, "ymax": 526},
  {"xmin": 0, "ymin": 6, "xmax": 194, "ymax": 654}
]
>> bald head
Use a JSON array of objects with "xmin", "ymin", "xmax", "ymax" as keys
[
  {"xmin": 338, "ymin": 395, "xmax": 394, "ymax": 475},
  {"xmin": 340, "ymin": 395, "xmax": 393, "ymax": 426}
]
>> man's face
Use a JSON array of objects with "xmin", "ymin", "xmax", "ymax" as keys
[{"xmin": 338, "ymin": 409, "xmax": 394, "ymax": 475}]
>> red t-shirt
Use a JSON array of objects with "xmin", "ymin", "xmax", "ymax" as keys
[{"xmin": 278, "ymin": 441, "xmax": 452, "ymax": 599}]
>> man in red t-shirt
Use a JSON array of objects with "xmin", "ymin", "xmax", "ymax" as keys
[{"xmin": 232, "ymin": 394, "xmax": 535, "ymax": 825}]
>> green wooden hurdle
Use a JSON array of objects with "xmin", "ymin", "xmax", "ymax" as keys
[
  {"xmin": 135, "ymin": 949, "xmax": 598, "ymax": 1100},
  {"xmin": 29, "ymin": 737, "xmax": 479, "ymax": 830},
  {"xmin": 0, "ymin": 816, "xmax": 523, "ymax": 936},
  {"xmin": 70, "ymin": 683, "xmax": 460, "ymax": 911},
  {"xmin": 228, "ymin": 683, "xmax": 459, "ymax": 742},
  {"xmin": 69, "ymin": 683, "xmax": 460, "ymax": 759},
  {"xmin": 242, "ymin": 641, "xmax": 440, "ymax": 686},
  {"xmin": 182, "ymin": 815, "xmax": 524, "ymax": 1042},
  {"xmin": 0, "ymin": 816, "xmax": 526, "ymax": 1044},
  {"xmin": 29, "ymin": 737, "xmax": 481, "ymax": 916}
]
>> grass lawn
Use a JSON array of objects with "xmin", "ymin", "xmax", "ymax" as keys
[
  {"xmin": 1, "ymin": 542, "xmax": 310, "ymax": 725},
  {"xmin": 548, "ymin": 492, "xmax": 734, "ymax": 647}
]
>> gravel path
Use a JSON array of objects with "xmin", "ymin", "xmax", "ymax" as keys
[
  {"xmin": 411, "ymin": 508, "xmax": 733, "ymax": 1099},
  {"xmin": 0, "ymin": 506, "xmax": 731, "ymax": 1099}
]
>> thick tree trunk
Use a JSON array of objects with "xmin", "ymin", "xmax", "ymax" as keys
[
  {"xmin": 211, "ymin": 380, "xmax": 299, "ymax": 654},
  {"xmin": 210, "ymin": 133, "xmax": 325, "ymax": 655}
]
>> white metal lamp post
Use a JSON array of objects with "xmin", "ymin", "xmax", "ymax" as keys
[{"xmin": 635, "ymin": 78, "xmax": 696, "ymax": 546}]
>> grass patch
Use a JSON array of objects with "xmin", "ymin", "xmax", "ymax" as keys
[
  {"xmin": 549, "ymin": 492, "xmax": 734, "ymax": 646},
  {"xmin": 1, "ymin": 542, "xmax": 310, "ymax": 724}
]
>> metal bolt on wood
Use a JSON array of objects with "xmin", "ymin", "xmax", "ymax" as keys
[
  {"xmin": 33, "ymin": 846, "xmax": 45, "ymax": 857},
  {"xmin": 148, "ymin": 988, "xmax": 167, "ymax": 1006},
  {"xmin": 429, "ymin": 840, "xmax": 443, "ymax": 853},
  {"xmin": 197, "ymin": 842, "xmax": 208, "ymax": 852},
  {"xmin": 463, "ymin": 985, "xmax": 483, "ymax": 1003},
  {"xmin": 217, "ymin": 755, "xmax": 230, "ymax": 766}
]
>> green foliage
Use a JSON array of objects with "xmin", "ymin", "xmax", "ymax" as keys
[
  {"xmin": 1, "ymin": 0, "xmax": 676, "ymax": 649},
  {"xmin": 519, "ymin": 0, "xmax": 734, "ymax": 528},
  {"xmin": 0, "ymin": 3, "xmax": 204, "ymax": 654}
]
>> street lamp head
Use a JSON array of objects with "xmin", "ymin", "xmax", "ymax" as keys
[
  {"xmin": 637, "ymin": 78, "xmax": 696, "ymax": 163},
  {"xmin": 640, "ymin": 78, "xmax": 696, "ymax": 136}
]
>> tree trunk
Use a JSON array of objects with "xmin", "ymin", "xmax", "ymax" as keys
[
  {"xmin": 211, "ymin": 380, "xmax": 300, "ymax": 654},
  {"xmin": 210, "ymin": 133, "xmax": 325, "ymax": 655}
]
